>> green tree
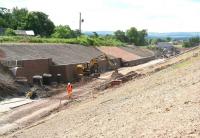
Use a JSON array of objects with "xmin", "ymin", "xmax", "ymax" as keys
[
  {"xmin": 126, "ymin": 27, "xmax": 147, "ymax": 46},
  {"xmin": 51, "ymin": 25, "xmax": 75, "ymax": 38},
  {"xmin": 126, "ymin": 27, "xmax": 138, "ymax": 44},
  {"xmin": 10, "ymin": 7, "xmax": 28, "ymax": 29},
  {"xmin": 104, "ymin": 34, "xmax": 114, "ymax": 39},
  {"xmin": 0, "ymin": 7, "xmax": 9, "ymax": 15},
  {"xmin": 26, "ymin": 12, "xmax": 55, "ymax": 36},
  {"xmin": 114, "ymin": 30, "xmax": 127, "ymax": 42},
  {"xmin": 166, "ymin": 37, "xmax": 171, "ymax": 42},
  {"xmin": 0, "ymin": 18, "xmax": 6, "ymax": 27},
  {"xmin": 189, "ymin": 37, "xmax": 199, "ymax": 46},
  {"xmin": 182, "ymin": 37, "xmax": 199, "ymax": 48},
  {"xmin": 74, "ymin": 29, "xmax": 81, "ymax": 37},
  {"xmin": 137, "ymin": 29, "xmax": 147, "ymax": 46},
  {"xmin": 0, "ymin": 7, "xmax": 11, "ymax": 28},
  {"xmin": 92, "ymin": 32, "xmax": 99, "ymax": 38}
]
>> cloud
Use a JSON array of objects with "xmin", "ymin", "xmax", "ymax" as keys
[{"xmin": 1, "ymin": 0, "xmax": 200, "ymax": 32}]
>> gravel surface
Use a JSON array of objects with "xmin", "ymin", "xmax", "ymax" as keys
[
  {"xmin": 97, "ymin": 46, "xmax": 141, "ymax": 61},
  {"xmin": 0, "ymin": 44, "xmax": 154, "ymax": 65},
  {"xmin": 0, "ymin": 44, "xmax": 104, "ymax": 65},
  {"xmin": 120, "ymin": 45, "xmax": 154, "ymax": 57},
  {"xmin": 8, "ymin": 48, "xmax": 200, "ymax": 138}
]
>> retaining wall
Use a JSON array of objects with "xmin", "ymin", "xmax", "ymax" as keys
[
  {"xmin": 16, "ymin": 58, "xmax": 52, "ymax": 83},
  {"xmin": 50, "ymin": 64, "xmax": 77, "ymax": 83},
  {"xmin": 123, "ymin": 56, "xmax": 156, "ymax": 67},
  {"xmin": 13, "ymin": 56, "xmax": 154, "ymax": 83},
  {"xmin": 49, "ymin": 58, "xmax": 122, "ymax": 83},
  {"xmin": 13, "ymin": 56, "xmax": 157, "ymax": 83},
  {"xmin": 98, "ymin": 58, "xmax": 122, "ymax": 72}
]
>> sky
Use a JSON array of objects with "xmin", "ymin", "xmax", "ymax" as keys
[{"xmin": 1, "ymin": 0, "xmax": 200, "ymax": 32}]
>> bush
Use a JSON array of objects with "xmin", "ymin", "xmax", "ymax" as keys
[
  {"xmin": 0, "ymin": 35, "xmax": 124, "ymax": 46},
  {"xmin": 5, "ymin": 28, "xmax": 16, "ymax": 36},
  {"xmin": 51, "ymin": 25, "xmax": 76, "ymax": 39},
  {"xmin": 146, "ymin": 45, "xmax": 158, "ymax": 50},
  {"xmin": 182, "ymin": 37, "xmax": 200, "ymax": 48},
  {"xmin": 182, "ymin": 41, "xmax": 192, "ymax": 48}
]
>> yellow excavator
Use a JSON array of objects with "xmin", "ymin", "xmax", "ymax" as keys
[{"xmin": 76, "ymin": 54, "xmax": 118, "ymax": 79}]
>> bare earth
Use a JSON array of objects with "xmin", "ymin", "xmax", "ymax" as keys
[{"xmin": 4, "ymin": 48, "xmax": 200, "ymax": 138}]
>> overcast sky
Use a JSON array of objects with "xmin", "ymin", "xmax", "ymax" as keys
[{"xmin": 1, "ymin": 0, "xmax": 200, "ymax": 32}]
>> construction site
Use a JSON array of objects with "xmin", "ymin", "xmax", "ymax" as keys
[{"xmin": 0, "ymin": 43, "xmax": 200, "ymax": 137}]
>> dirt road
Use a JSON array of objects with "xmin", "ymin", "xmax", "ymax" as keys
[{"xmin": 6, "ymin": 49, "xmax": 200, "ymax": 137}]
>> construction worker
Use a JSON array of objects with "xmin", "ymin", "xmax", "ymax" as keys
[{"xmin": 66, "ymin": 82, "xmax": 73, "ymax": 99}]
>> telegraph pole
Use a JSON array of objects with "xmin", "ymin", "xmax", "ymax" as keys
[{"xmin": 79, "ymin": 12, "xmax": 84, "ymax": 34}]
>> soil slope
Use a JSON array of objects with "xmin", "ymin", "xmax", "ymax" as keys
[
  {"xmin": 0, "ymin": 64, "xmax": 24, "ymax": 100},
  {"xmin": 8, "ymin": 48, "xmax": 200, "ymax": 137}
]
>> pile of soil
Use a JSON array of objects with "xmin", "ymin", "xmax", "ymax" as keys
[{"xmin": 111, "ymin": 70, "xmax": 123, "ymax": 80}]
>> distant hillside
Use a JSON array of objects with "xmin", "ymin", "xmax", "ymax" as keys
[
  {"xmin": 84, "ymin": 31, "xmax": 200, "ymax": 40},
  {"xmin": 84, "ymin": 31, "xmax": 113, "ymax": 36},
  {"xmin": 148, "ymin": 32, "xmax": 200, "ymax": 40}
]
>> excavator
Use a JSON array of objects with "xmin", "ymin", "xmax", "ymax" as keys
[{"xmin": 76, "ymin": 54, "xmax": 118, "ymax": 80}]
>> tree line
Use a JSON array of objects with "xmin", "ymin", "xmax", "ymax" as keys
[
  {"xmin": 182, "ymin": 37, "xmax": 200, "ymax": 48},
  {"xmin": 0, "ymin": 7, "xmax": 148, "ymax": 46},
  {"xmin": 114, "ymin": 28, "xmax": 147, "ymax": 46},
  {"xmin": 0, "ymin": 7, "xmax": 55, "ymax": 36}
]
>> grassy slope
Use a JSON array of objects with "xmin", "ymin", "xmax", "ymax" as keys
[{"xmin": 0, "ymin": 36, "xmax": 124, "ymax": 46}]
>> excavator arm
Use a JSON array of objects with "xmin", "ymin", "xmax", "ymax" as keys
[{"xmin": 76, "ymin": 54, "xmax": 118, "ymax": 79}]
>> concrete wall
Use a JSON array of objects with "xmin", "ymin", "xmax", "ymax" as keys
[
  {"xmin": 123, "ymin": 56, "xmax": 155, "ymax": 67},
  {"xmin": 49, "ymin": 58, "xmax": 122, "ymax": 83},
  {"xmin": 49, "ymin": 65, "xmax": 67, "ymax": 83},
  {"xmin": 14, "ymin": 56, "xmax": 155, "ymax": 83},
  {"xmin": 98, "ymin": 58, "xmax": 122, "ymax": 72},
  {"xmin": 16, "ymin": 58, "xmax": 52, "ymax": 83},
  {"xmin": 14, "ymin": 58, "xmax": 122, "ymax": 83},
  {"xmin": 50, "ymin": 64, "xmax": 77, "ymax": 83}
]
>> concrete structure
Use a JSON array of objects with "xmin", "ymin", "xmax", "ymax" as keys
[
  {"xmin": 156, "ymin": 42, "xmax": 174, "ymax": 50},
  {"xmin": 15, "ymin": 59, "xmax": 52, "ymax": 83},
  {"xmin": 0, "ymin": 44, "xmax": 155, "ymax": 83}
]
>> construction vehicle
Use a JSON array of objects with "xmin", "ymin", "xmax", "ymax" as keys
[{"xmin": 76, "ymin": 54, "xmax": 118, "ymax": 79}]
